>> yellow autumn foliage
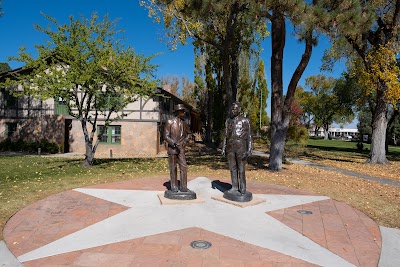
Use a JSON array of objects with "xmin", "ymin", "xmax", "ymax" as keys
[{"xmin": 356, "ymin": 42, "xmax": 400, "ymax": 106}]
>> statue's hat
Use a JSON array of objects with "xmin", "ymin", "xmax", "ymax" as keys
[{"xmin": 174, "ymin": 104, "xmax": 186, "ymax": 111}]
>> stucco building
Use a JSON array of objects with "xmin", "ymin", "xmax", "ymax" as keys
[{"xmin": 1, "ymin": 68, "xmax": 200, "ymax": 157}]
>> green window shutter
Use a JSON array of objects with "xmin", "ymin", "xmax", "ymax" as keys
[
  {"xmin": 55, "ymin": 98, "xmax": 69, "ymax": 115},
  {"xmin": 98, "ymin": 125, "xmax": 121, "ymax": 144}
]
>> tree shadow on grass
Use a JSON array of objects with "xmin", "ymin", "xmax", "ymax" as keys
[
  {"xmin": 91, "ymin": 158, "xmax": 164, "ymax": 168},
  {"xmin": 307, "ymin": 145, "xmax": 370, "ymax": 155},
  {"xmin": 48, "ymin": 158, "xmax": 84, "ymax": 169},
  {"xmin": 305, "ymin": 145, "xmax": 400, "ymax": 162},
  {"xmin": 300, "ymin": 151, "xmax": 363, "ymax": 163},
  {"xmin": 247, "ymin": 155, "xmax": 270, "ymax": 170},
  {"xmin": 186, "ymin": 154, "xmax": 228, "ymax": 170},
  {"xmin": 186, "ymin": 153, "xmax": 270, "ymax": 171}
]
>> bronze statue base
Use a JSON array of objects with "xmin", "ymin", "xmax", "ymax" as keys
[
  {"xmin": 164, "ymin": 190, "xmax": 197, "ymax": 200},
  {"xmin": 223, "ymin": 190, "xmax": 253, "ymax": 202}
]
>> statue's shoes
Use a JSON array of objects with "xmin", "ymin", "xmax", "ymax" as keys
[{"xmin": 226, "ymin": 188, "xmax": 240, "ymax": 194}]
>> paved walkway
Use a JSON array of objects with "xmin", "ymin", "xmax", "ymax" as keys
[{"xmin": 2, "ymin": 176, "xmax": 399, "ymax": 266}]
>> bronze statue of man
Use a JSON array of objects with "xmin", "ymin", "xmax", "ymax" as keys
[
  {"xmin": 222, "ymin": 102, "xmax": 253, "ymax": 202},
  {"xmin": 163, "ymin": 104, "xmax": 196, "ymax": 200}
]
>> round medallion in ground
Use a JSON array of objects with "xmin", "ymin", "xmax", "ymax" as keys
[
  {"xmin": 297, "ymin": 210, "xmax": 313, "ymax": 215},
  {"xmin": 190, "ymin": 240, "xmax": 212, "ymax": 249}
]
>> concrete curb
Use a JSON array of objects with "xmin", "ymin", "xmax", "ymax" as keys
[
  {"xmin": 379, "ymin": 227, "xmax": 400, "ymax": 267},
  {"xmin": 0, "ymin": 241, "xmax": 24, "ymax": 267}
]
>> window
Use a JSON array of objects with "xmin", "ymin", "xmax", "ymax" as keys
[
  {"xmin": 4, "ymin": 91, "xmax": 17, "ymax": 108},
  {"xmin": 98, "ymin": 125, "xmax": 121, "ymax": 144},
  {"xmin": 98, "ymin": 95, "xmax": 124, "ymax": 112},
  {"xmin": 6, "ymin": 123, "xmax": 17, "ymax": 138},
  {"xmin": 55, "ymin": 97, "xmax": 69, "ymax": 115}
]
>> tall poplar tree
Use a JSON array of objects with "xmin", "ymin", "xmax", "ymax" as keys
[
  {"xmin": 237, "ymin": 51, "xmax": 258, "ymax": 131},
  {"xmin": 255, "ymin": 59, "xmax": 269, "ymax": 132}
]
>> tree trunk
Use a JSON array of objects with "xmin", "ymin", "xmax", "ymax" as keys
[
  {"xmin": 324, "ymin": 124, "xmax": 329, "ymax": 140},
  {"xmin": 205, "ymin": 61, "xmax": 214, "ymax": 144},
  {"xmin": 368, "ymin": 111, "xmax": 388, "ymax": 163},
  {"xmin": 269, "ymin": 10, "xmax": 286, "ymax": 171},
  {"xmin": 269, "ymin": 11, "xmax": 313, "ymax": 171},
  {"xmin": 84, "ymin": 142, "xmax": 95, "ymax": 166},
  {"xmin": 81, "ymin": 119, "xmax": 95, "ymax": 167},
  {"xmin": 222, "ymin": 52, "xmax": 233, "ymax": 112},
  {"xmin": 385, "ymin": 109, "xmax": 399, "ymax": 153},
  {"xmin": 314, "ymin": 126, "xmax": 319, "ymax": 136},
  {"xmin": 222, "ymin": 1, "xmax": 238, "ymax": 112},
  {"xmin": 231, "ymin": 50, "xmax": 239, "ymax": 102},
  {"xmin": 205, "ymin": 90, "xmax": 213, "ymax": 143},
  {"xmin": 269, "ymin": 118, "xmax": 290, "ymax": 171},
  {"xmin": 367, "ymin": 89, "xmax": 389, "ymax": 164}
]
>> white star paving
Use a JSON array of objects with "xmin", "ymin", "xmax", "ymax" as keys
[{"xmin": 18, "ymin": 177, "xmax": 355, "ymax": 266}]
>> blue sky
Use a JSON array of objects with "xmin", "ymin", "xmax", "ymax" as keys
[{"xmin": 0, "ymin": 0, "xmax": 355, "ymax": 126}]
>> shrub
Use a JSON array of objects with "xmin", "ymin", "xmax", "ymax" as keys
[
  {"xmin": 39, "ymin": 139, "xmax": 59, "ymax": 154},
  {"xmin": 286, "ymin": 125, "xmax": 309, "ymax": 146},
  {"xmin": 0, "ymin": 139, "xmax": 59, "ymax": 154},
  {"xmin": 0, "ymin": 139, "xmax": 12, "ymax": 151}
]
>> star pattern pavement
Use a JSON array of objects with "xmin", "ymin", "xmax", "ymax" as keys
[{"xmin": 18, "ymin": 177, "xmax": 355, "ymax": 266}]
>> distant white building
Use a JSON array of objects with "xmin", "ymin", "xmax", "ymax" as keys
[
  {"xmin": 328, "ymin": 128, "xmax": 359, "ymax": 139},
  {"xmin": 308, "ymin": 126, "xmax": 359, "ymax": 139}
]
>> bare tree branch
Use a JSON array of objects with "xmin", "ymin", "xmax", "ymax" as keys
[
  {"xmin": 392, "ymin": 0, "xmax": 400, "ymax": 27},
  {"xmin": 285, "ymin": 31, "xmax": 313, "ymax": 110}
]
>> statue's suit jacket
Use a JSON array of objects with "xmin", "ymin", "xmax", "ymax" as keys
[
  {"xmin": 164, "ymin": 116, "xmax": 192, "ymax": 155},
  {"xmin": 223, "ymin": 115, "xmax": 253, "ymax": 155}
]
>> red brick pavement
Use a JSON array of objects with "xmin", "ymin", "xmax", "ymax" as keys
[{"xmin": 3, "ymin": 177, "xmax": 381, "ymax": 267}]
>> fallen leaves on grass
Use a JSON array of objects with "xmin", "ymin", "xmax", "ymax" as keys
[
  {"xmin": 247, "ymin": 163, "xmax": 400, "ymax": 228},
  {"xmin": 311, "ymin": 159, "xmax": 400, "ymax": 182}
]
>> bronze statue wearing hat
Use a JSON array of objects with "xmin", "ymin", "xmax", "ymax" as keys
[{"xmin": 163, "ymin": 104, "xmax": 196, "ymax": 200}]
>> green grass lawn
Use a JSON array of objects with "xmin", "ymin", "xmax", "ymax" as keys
[
  {"xmin": 0, "ymin": 156, "xmax": 171, "ymax": 205},
  {"xmin": 304, "ymin": 138, "xmax": 400, "ymax": 160}
]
